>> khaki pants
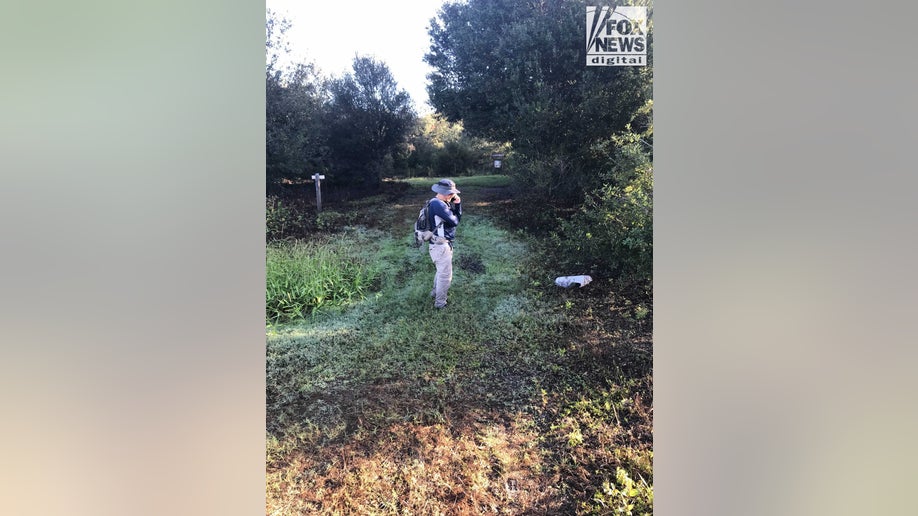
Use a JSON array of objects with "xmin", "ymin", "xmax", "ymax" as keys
[{"xmin": 428, "ymin": 242, "xmax": 453, "ymax": 308}]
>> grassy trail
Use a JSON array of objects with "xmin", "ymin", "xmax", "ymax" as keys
[{"xmin": 266, "ymin": 177, "xmax": 652, "ymax": 515}]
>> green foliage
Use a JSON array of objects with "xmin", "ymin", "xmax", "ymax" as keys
[
  {"xmin": 633, "ymin": 304, "xmax": 649, "ymax": 320},
  {"xmin": 265, "ymin": 240, "xmax": 379, "ymax": 323},
  {"xmin": 586, "ymin": 467, "xmax": 653, "ymax": 516},
  {"xmin": 551, "ymin": 130, "xmax": 652, "ymax": 287},
  {"xmin": 265, "ymin": 9, "xmax": 290, "ymax": 75},
  {"xmin": 266, "ymin": 198, "xmax": 307, "ymax": 240},
  {"xmin": 266, "ymin": 11, "xmax": 327, "ymax": 184},
  {"xmin": 266, "ymin": 10, "xmax": 418, "ymax": 187},
  {"xmin": 267, "ymin": 214, "xmax": 561, "ymax": 407},
  {"xmin": 403, "ymin": 174, "xmax": 511, "ymax": 189},
  {"xmin": 324, "ymin": 56, "xmax": 416, "ymax": 188},
  {"xmin": 315, "ymin": 210, "xmax": 348, "ymax": 231},
  {"xmin": 432, "ymin": 140, "xmax": 479, "ymax": 177},
  {"xmin": 425, "ymin": 0, "xmax": 655, "ymax": 231},
  {"xmin": 266, "ymin": 179, "xmax": 652, "ymax": 513},
  {"xmin": 400, "ymin": 114, "xmax": 503, "ymax": 178},
  {"xmin": 426, "ymin": 0, "xmax": 652, "ymax": 175},
  {"xmin": 554, "ymin": 171, "xmax": 652, "ymax": 284},
  {"xmin": 509, "ymin": 153, "xmax": 590, "ymax": 206},
  {"xmin": 418, "ymin": 113, "xmax": 465, "ymax": 148}
]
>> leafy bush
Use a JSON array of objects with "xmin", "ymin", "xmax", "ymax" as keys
[
  {"xmin": 433, "ymin": 140, "xmax": 480, "ymax": 177},
  {"xmin": 507, "ymin": 153, "xmax": 591, "ymax": 206},
  {"xmin": 551, "ymin": 135, "xmax": 652, "ymax": 287},
  {"xmin": 266, "ymin": 241, "xmax": 378, "ymax": 323},
  {"xmin": 315, "ymin": 210, "xmax": 348, "ymax": 231},
  {"xmin": 400, "ymin": 114, "xmax": 502, "ymax": 178},
  {"xmin": 266, "ymin": 198, "xmax": 307, "ymax": 240}
]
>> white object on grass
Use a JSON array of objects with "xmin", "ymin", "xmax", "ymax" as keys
[{"xmin": 554, "ymin": 275, "xmax": 593, "ymax": 288}]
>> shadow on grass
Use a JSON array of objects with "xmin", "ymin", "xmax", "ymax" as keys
[{"xmin": 266, "ymin": 178, "xmax": 653, "ymax": 515}]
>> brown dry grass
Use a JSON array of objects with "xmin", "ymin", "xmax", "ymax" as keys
[{"xmin": 268, "ymin": 415, "xmax": 564, "ymax": 515}]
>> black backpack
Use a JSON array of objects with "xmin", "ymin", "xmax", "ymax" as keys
[{"xmin": 413, "ymin": 199, "xmax": 442, "ymax": 247}]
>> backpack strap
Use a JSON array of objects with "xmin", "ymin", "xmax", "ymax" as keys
[{"xmin": 429, "ymin": 198, "xmax": 445, "ymax": 235}]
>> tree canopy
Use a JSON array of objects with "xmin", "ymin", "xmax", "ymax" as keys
[
  {"xmin": 266, "ymin": 10, "xmax": 416, "ymax": 189},
  {"xmin": 426, "ymin": 0, "xmax": 653, "ymax": 200},
  {"xmin": 424, "ymin": 1, "xmax": 653, "ymax": 284},
  {"xmin": 266, "ymin": 10, "xmax": 327, "ymax": 183},
  {"xmin": 324, "ymin": 57, "xmax": 416, "ymax": 187}
]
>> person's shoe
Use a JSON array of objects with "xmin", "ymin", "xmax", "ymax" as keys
[{"xmin": 434, "ymin": 303, "xmax": 447, "ymax": 310}]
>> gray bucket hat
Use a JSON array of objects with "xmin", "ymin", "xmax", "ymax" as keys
[{"xmin": 432, "ymin": 178, "xmax": 461, "ymax": 195}]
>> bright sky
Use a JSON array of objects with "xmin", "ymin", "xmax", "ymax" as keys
[{"xmin": 266, "ymin": 0, "xmax": 446, "ymax": 113}]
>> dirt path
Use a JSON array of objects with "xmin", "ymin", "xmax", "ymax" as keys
[
  {"xmin": 266, "ymin": 179, "xmax": 653, "ymax": 515},
  {"xmin": 267, "ymin": 181, "xmax": 566, "ymax": 513},
  {"xmin": 349, "ymin": 180, "xmax": 514, "ymax": 234}
]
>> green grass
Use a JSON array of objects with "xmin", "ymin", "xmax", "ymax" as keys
[
  {"xmin": 402, "ymin": 174, "xmax": 511, "ymax": 189},
  {"xmin": 266, "ymin": 215, "xmax": 557, "ymax": 407},
  {"xmin": 265, "ymin": 174, "xmax": 652, "ymax": 514},
  {"xmin": 265, "ymin": 230, "xmax": 383, "ymax": 323},
  {"xmin": 266, "ymin": 213, "xmax": 575, "ymax": 512}
]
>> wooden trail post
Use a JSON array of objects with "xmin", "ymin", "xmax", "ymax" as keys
[
  {"xmin": 312, "ymin": 173, "xmax": 326, "ymax": 213},
  {"xmin": 491, "ymin": 152, "xmax": 504, "ymax": 169}
]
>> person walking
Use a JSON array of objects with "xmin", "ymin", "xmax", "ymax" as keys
[{"xmin": 427, "ymin": 179, "xmax": 462, "ymax": 309}]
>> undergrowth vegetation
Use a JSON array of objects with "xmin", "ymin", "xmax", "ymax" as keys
[
  {"xmin": 266, "ymin": 178, "xmax": 652, "ymax": 515},
  {"xmin": 266, "ymin": 233, "xmax": 381, "ymax": 323},
  {"xmin": 551, "ymin": 131, "xmax": 653, "ymax": 289}
]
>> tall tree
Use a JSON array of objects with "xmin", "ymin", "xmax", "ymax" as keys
[
  {"xmin": 265, "ymin": 9, "xmax": 327, "ymax": 184},
  {"xmin": 324, "ymin": 57, "xmax": 416, "ymax": 188},
  {"xmin": 426, "ymin": 0, "xmax": 653, "ymax": 200}
]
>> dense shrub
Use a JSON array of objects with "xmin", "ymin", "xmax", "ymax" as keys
[
  {"xmin": 315, "ymin": 210, "xmax": 351, "ymax": 231},
  {"xmin": 266, "ymin": 198, "xmax": 308, "ymax": 240},
  {"xmin": 551, "ymin": 135, "xmax": 652, "ymax": 287},
  {"xmin": 398, "ymin": 114, "xmax": 504, "ymax": 178},
  {"xmin": 507, "ymin": 153, "xmax": 591, "ymax": 207},
  {"xmin": 433, "ymin": 140, "xmax": 480, "ymax": 177}
]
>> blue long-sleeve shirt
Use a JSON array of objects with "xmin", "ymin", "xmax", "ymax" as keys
[{"xmin": 428, "ymin": 197, "xmax": 462, "ymax": 241}]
